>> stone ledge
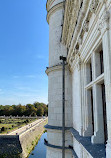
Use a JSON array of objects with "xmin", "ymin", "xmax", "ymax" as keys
[
  {"xmin": 45, "ymin": 64, "xmax": 68, "ymax": 75},
  {"xmin": 44, "ymin": 139, "xmax": 78, "ymax": 158},
  {"xmin": 45, "ymin": 124, "xmax": 71, "ymax": 130},
  {"xmin": 70, "ymin": 128, "xmax": 106, "ymax": 158}
]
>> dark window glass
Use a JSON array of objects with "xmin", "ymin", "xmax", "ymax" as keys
[
  {"xmin": 91, "ymin": 89, "xmax": 94, "ymax": 134},
  {"xmin": 100, "ymin": 50, "xmax": 104, "ymax": 74},
  {"xmin": 90, "ymin": 62, "xmax": 92, "ymax": 82},
  {"xmin": 101, "ymin": 84, "xmax": 107, "ymax": 143}
]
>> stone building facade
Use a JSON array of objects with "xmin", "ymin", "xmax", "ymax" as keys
[{"xmin": 45, "ymin": 0, "xmax": 111, "ymax": 158}]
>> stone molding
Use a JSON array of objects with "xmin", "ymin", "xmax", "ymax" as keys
[
  {"xmin": 47, "ymin": 2, "xmax": 65, "ymax": 24},
  {"xmin": 45, "ymin": 124, "xmax": 71, "ymax": 130},
  {"xmin": 70, "ymin": 128, "xmax": 106, "ymax": 158},
  {"xmin": 62, "ymin": 0, "xmax": 89, "ymax": 47},
  {"xmin": 44, "ymin": 140, "xmax": 78, "ymax": 158},
  {"xmin": 62, "ymin": 0, "xmax": 81, "ymax": 46},
  {"xmin": 98, "ymin": 10, "xmax": 110, "ymax": 34},
  {"xmin": 45, "ymin": 64, "xmax": 68, "ymax": 75},
  {"xmin": 83, "ymin": 20, "xmax": 89, "ymax": 32},
  {"xmin": 66, "ymin": 0, "xmax": 91, "ymax": 65},
  {"xmin": 62, "ymin": 0, "xmax": 104, "ymax": 69},
  {"xmin": 46, "ymin": 0, "xmax": 55, "ymax": 11},
  {"xmin": 44, "ymin": 141, "xmax": 70, "ymax": 150},
  {"xmin": 89, "ymin": 0, "xmax": 99, "ymax": 13}
]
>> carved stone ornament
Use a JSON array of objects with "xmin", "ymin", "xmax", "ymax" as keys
[
  {"xmin": 83, "ymin": 20, "xmax": 89, "ymax": 32},
  {"xmin": 68, "ymin": 56, "xmax": 73, "ymax": 68},
  {"xmin": 75, "ymin": 54, "xmax": 81, "ymax": 70},
  {"xmin": 89, "ymin": 0, "xmax": 99, "ymax": 13},
  {"xmin": 78, "ymin": 35, "xmax": 83, "ymax": 45},
  {"xmin": 69, "ymin": 51, "xmax": 81, "ymax": 71},
  {"xmin": 98, "ymin": 11, "xmax": 110, "ymax": 32}
]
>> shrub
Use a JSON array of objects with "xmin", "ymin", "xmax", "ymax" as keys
[
  {"xmin": 1, "ymin": 127, "xmax": 6, "ymax": 132},
  {"xmin": 25, "ymin": 119, "xmax": 29, "ymax": 123}
]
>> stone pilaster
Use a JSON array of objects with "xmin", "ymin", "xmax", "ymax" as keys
[
  {"xmin": 91, "ymin": 84, "xmax": 104, "ymax": 144},
  {"xmin": 98, "ymin": 8, "xmax": 111, "ymax": 157}
]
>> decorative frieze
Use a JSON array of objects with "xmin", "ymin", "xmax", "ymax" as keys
[
  {"xmin": 89, "ymin": 0, "xmax": 99, "ymax": 13},
  {"xmin": 69, "ymin": 50, "xmax": 81, "ymax": 72},
  {"xmin": 62, "ymin": 0, "xmax": 81, "ymax": 46},
  {"xmin": 78, "ymin": 35, "xmax": 83, "ymax": 45},
  {"xmin": 98, "ymin": 11, "xmax": 110, "ymax": 33},
  {"xmin": 83, "ymin": 20, "xmax": 89, "ymax": 32}
]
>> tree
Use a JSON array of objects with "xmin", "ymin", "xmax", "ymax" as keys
[
  {"xmin": 0, "ymin": 101, "xmax": 48, "ymax": 116},
  {"xmin": 37, "ymin": 107, "xmax": 44, "ymax": 116}
]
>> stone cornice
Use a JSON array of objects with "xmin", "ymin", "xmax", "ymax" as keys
[
  {"xmin": 46, "ymin": 0, "xmax": 55, "ymax": 11},
  {"xmin": 45, "ymin": 124, "xmax": 71, "ymax": 130},
  {"xmin": 45, "ymin": 64, "xmax": 68, "ymax": 75},
  {"xmin": 62, "ymin": 0, "xmax": 75, "ymax": 47},
  {"xmin": 46, "ymin": 2, "xmax": 65, "ymax": 24},
  {"xmin": 67, "ymin": 0, "xmax": 91, "ymax": 60},
  {"xmin": 65, "ymin": 0, "xmax": 104, "ymax": 69},
  {"xmin": 98, "ymin": 10, "xmax": 110, "ymax": 34}
]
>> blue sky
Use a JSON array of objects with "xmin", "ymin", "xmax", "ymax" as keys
[{"xmin": 0, "ymin": 0, "xmax": 49, "ymax": 105}]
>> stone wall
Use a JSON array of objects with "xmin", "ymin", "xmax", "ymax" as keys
[
  {"xmin": 0, "ymin": 119, "xmax": 47, "ymax": 158},
  {"xmin": 20, "ymin": 119, "xmax": 47, "ymax": 158},
  {"xmin": 0, "ymin": 135, "xmax": 22, "ymax": 158}
]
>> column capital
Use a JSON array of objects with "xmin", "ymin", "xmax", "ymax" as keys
[
  {"xmin": 89, "ymin": 0, "xmax": 99, "ymax": 13},
  {"xmin": 98, "ymin": 10, "xmax": 110, "ymax": 34}
]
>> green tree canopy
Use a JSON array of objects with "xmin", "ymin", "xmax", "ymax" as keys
[{"xmin": 0, "ymin": 102, "xmax": 48, "ymax": 117}]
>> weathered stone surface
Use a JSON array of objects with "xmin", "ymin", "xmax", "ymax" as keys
[{"xmin": 46, "ymin": 0, "xmax": 111, "ymax": 158}]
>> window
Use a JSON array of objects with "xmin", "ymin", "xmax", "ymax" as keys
[
  {"xmin": 95, "ymin": 44, "xmax": 104, "ymax": 78},
  {"xmin": 85, "ymin": 56, "xmax": 94, "ymax": 136},
  {"xmin": 86, "ymin": 58, "xmax": 93, "ymax": 85},
  {"xmin": 100, "ymin": 50, "xmax": 104, "ymax": 74},
  {"xmin": 85, "ymin": 44, "xmax": 107, "ymax": 144},
  {"xmin": 90, "ymin": 88, "xmax": 94, "ymax": 134}
]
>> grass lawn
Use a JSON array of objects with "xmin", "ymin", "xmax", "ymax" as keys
[{"xmin": 0, "ymin": 118, "xmax": 37, "ymax": 134}]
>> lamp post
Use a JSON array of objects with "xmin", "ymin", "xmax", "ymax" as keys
[{"xmin": 60, "ymin": 56, "xmax": 66, "ymax": 158}]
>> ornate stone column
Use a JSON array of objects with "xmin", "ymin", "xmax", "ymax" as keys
[
  {"xmin": 46, "ymin": 0, "xmax": 72, "ymax": 158},
  {"xmin": 98, "ymin": 8, "xmax": 111, "ymax": 157}
]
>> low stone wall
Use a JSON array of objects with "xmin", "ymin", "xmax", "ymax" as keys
[
  {"xmin": 0, "ymin": 135, "xmax": 22, "ymax": 158},
  {"xmin": 20, "ymin": 119, "xmax": 47, "ymax": 158},
  {"xmin": 0, "ymin": 119, "xmax": 48, "ymax": 158}
]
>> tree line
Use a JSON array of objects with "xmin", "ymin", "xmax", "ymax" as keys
[{"xmin": 0, "ymin": 102, "xmax": 48, "ymax": 117}]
